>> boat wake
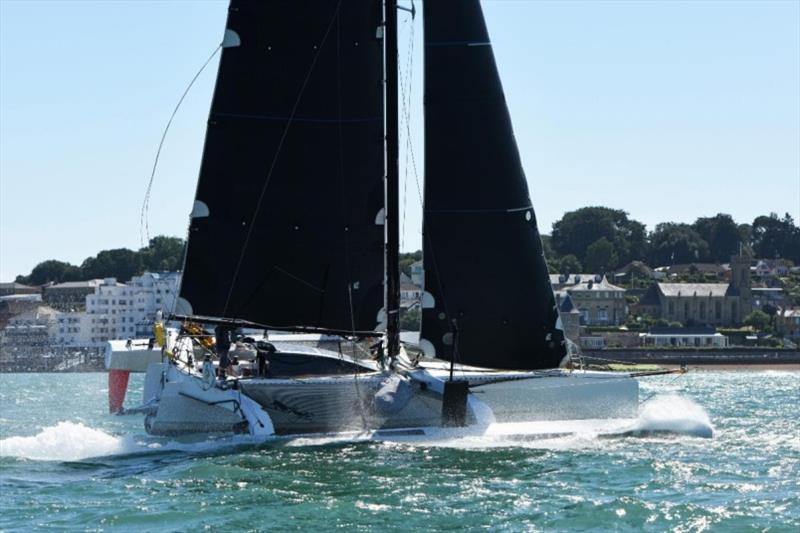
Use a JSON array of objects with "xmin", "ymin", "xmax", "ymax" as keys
[
  {"xmin": 0, "ymin": 395, "xmax": 713, "ymax": 461},
  {"xmin": 615, "ymin": 394, "xmax": 714, "ymax": 438},
  {"xmin": 283, "ymin": 394, "xmax": 714, "ymax": 450},
  {"xmin": 0, "ymin": 421, "xmax": 260, "ymax": 462}
]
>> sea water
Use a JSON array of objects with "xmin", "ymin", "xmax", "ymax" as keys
[{"xmin": 0, "ymin": 371, "xmax": 797, "ymax": 531}]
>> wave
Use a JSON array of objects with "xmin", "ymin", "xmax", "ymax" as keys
[
  {"xmin": 0, "ymin": 421, "xmax": 260, "ymax": 462},
  {"xmin": 624, "ymin": 394, "xmax": 714, "ymax": 438},
  {"xmin": 0, "ymin": 394, "xmax": 714, "ymax": 460}
]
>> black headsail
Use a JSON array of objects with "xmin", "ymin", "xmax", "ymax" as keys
[
  {"xmin": 177, "ymin": 0, "xmax": 386, "ymax": 334},
  {"xmin": 420, "ymin": 0, "xmax": 566, "ymax": 369}
]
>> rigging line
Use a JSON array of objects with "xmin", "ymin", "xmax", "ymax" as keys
[
  {"xmin": 222, "ymin": 0, "xmax": 343, "ymax": 316},
  {"xmin": 140, "ymin": 44, "xmax": 221, "ymax": 249},
  {"xmin": 399, "ymin": 17, "xmax": 415, "ymax": 252},
  {"xmin": 394, "ymin": 23, "xmax": 457, "ymax": 361},
  {"xmin": 402, "ymin": 39, "xmax": 469, "ymax": 371},
  {"xmin": 332, "ymin": 9, "xmax": 367, "ymax": 427},
  {"xmin": 397, "ymin": 50, "xmax": 422, "ymax": 212}
]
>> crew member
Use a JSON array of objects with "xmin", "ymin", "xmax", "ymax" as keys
[{"xmin": 215, "ymin": 324, "xmax": 233, "ymax": 378}]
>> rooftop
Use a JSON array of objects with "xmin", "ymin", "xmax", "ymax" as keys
[
  {"xmin": 648, "ymin": 326, "xmax": 719, "ymax": 335},
  {"xmin": 0, "ymin": 282, "xmax": 38, "ymax": 290},
  {"xmin": 568, "ymin": 276, "xmax": 625, "ymax": 292},
  {"xmin": 45, "ymin": 280, "xmax": 103, "ymax": 290},
  {"xmin": 549, "ymin": 273, "xmax": 600, "ymax": 286},
  {"xmin": 657, "ymin": 283, "xmax": 730, "ymax": 298},
  {"xmin": 558, "ymin": 293, "xmax": 580, "ymax": 314},
  {"xmin": 0, "ymin": 294, "xmax": 42, "ymax": 302}
]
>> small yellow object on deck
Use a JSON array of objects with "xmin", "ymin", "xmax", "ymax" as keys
[{"xmin": 154, "ymin": 320, "xmax": 166, "ymax": 347}]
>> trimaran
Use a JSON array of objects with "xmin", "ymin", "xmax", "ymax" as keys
[{"xmin": 106, "ymin": 0, "xmax": 688, "ymax": 439}]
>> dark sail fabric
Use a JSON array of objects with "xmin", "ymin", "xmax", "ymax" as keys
[
  {"xmin": 420, "ymin": 0, "xmax": 566, "ymax": 369},
  {"xmin": 178, "ymin": 0, "xmax": 385, "ymax": 332}
]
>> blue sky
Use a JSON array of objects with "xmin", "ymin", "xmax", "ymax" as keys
[{"xmin": 1, "ymin": 0, "xmax": 798, "ymax": 281}]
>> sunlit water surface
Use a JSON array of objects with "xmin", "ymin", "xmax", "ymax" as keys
[{"xmin": 1, "ymin": 371, "xmax": 798, "ymax": 531}]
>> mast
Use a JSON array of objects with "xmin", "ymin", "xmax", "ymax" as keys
[{"xmin": 385, "ymin": 0, "xmax": 400, "ymax": 360}]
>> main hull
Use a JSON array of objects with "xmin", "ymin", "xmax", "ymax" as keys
[{"xmin": 142, "ymin": 362, "xmax": 639, "ymax": 437}]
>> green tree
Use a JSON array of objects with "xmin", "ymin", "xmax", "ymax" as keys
[
  {"xmin": 540, "ymin": 234, "xmax": 555, "ymax": 258},
  {"xmin": 140, "ymin": 236, "xmax": 185, "ymax": 272},
  {"xmin": 693, "ymin": 213, "xmax": 742, "ymax": 262},
  {"xmin": 399, "ymin": 250, "xmax": 422, "ymax": 278},
  {"xmin": 737, "ymin": 223, "xmax": 754, "ymax": 255},
  {"xmin": 751, "ymin": 213, "xmax": 800, "ymax": 262},
  {"xmin": 762, "ymin": 304, "xmax": 778, "ymax": 330},
  {"xmin": 399, "ymin": 307, "xmax": 421, "ymax": 331},
  {"xmin": 81, "ymin": 248, "xmax": 142, "ymax": 282},
  {"xmin": 584, "ymin": 238, "xmax": 618, "ymax": 273},
  {"xmin": 648, "ymin": 223, "xmax": 710, "ymax": 266},
  {"xmin": 743, "ymin": 310, "xmax": 771, "ymax": 331},
  {"xmin": 16, "ymin": 260, "xmax": 82, "ymax": 285},
  {"xmin": 558, "ymin": 254, "xmax": 583, "ymax": 275},
  {"xmin": 551, "ymin": 207, "xmax": 645, "ymax": 269}
]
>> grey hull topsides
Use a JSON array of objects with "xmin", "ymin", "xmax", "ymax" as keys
[{"xmin": 240, "ymin": 377, "xmax": 448, "ymax": 435}]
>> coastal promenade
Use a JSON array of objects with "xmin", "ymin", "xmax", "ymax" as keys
[
  {"xmin": 584, "ymin": 347, "xmax": 800, "ymax": 366},
  {"xmin": 0, "ymin": 346, "xmax": 105, "ymax": 373}
]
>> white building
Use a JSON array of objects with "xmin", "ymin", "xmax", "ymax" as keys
[
  {"xmin": 1, "ymin": 305, "xmax": 61, "ymax": 361},
  {"xmin": 52, "ymin": 272, "xmax": 181, "ymax": 346},
  {"xmin": 410, "ymin": 260, "xmax": 424, "ymax": 287},
  {"xmin": 128, "ymin": 272, "xmax": 181, "ymax": 337},
  {"xmin": 639, "ymin": 327, "xmax": 728, "ymax": 348}
]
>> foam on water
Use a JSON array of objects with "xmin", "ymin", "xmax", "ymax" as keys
[
  {"xmin": 0, "ymin": 394, "xmax": 714, "ymax": 460},
  {"xmin": 626, "ymin": 394, "xmax": 714, "ymax": 438},
  {"xmin": 377, "ymin": 394, "xmax": 714, "ymax": 449},
  {"xmin": 0, "ymin": 421, "xmax": 262, "ymax": 462},
  {"xmin": 0, "ymin": 421, "xmax": 140, "ymax": 461}
]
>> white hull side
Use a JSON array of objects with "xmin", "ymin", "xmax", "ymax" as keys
[
  {"xmin": 105, "ymin": 340, "xmax": 162, "ymax": 372},
  {"xmin": 144, "ymin": 365, "xmax": 273, "ymax": 436},
  {"xmin": 469, "ymin": 373, "xmax": 638, "ymax": 421}
]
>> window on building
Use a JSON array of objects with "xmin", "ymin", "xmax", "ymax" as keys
[
  {"xmin": 699, "ymin": 302, "xmax": 706, "ymax": 319},
  {"xmin": 684, "ymin": 302, "xmax": 689, "ymax": 317},
  {"xmin": 668, "ymin": 301, "xmax": 675, "ymax": 315},
  {"xmin": 715, "ymin": 301, "xmax": 722, "ymax": 320}
]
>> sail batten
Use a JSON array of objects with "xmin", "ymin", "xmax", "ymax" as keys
[
  {"xmin": 421, "ymin": 0, "xmax": 566, "ymax": 370},
  {"xmin": 179, "ymin": 0, "xmax": 385, "ymax": 333}
]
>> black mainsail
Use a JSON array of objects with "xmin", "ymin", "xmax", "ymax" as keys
[
  {"xmin": 420, "ymin": 0, "xmax": 566, "ymax": 370},
  {"xmin": 178, "ymin": 0, "xmax": 386, "ymax": 333}
]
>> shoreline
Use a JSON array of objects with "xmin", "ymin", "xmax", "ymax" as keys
[{"xmin": 661, "ymin": 363, "xmax": 800, "ymax": 371}]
